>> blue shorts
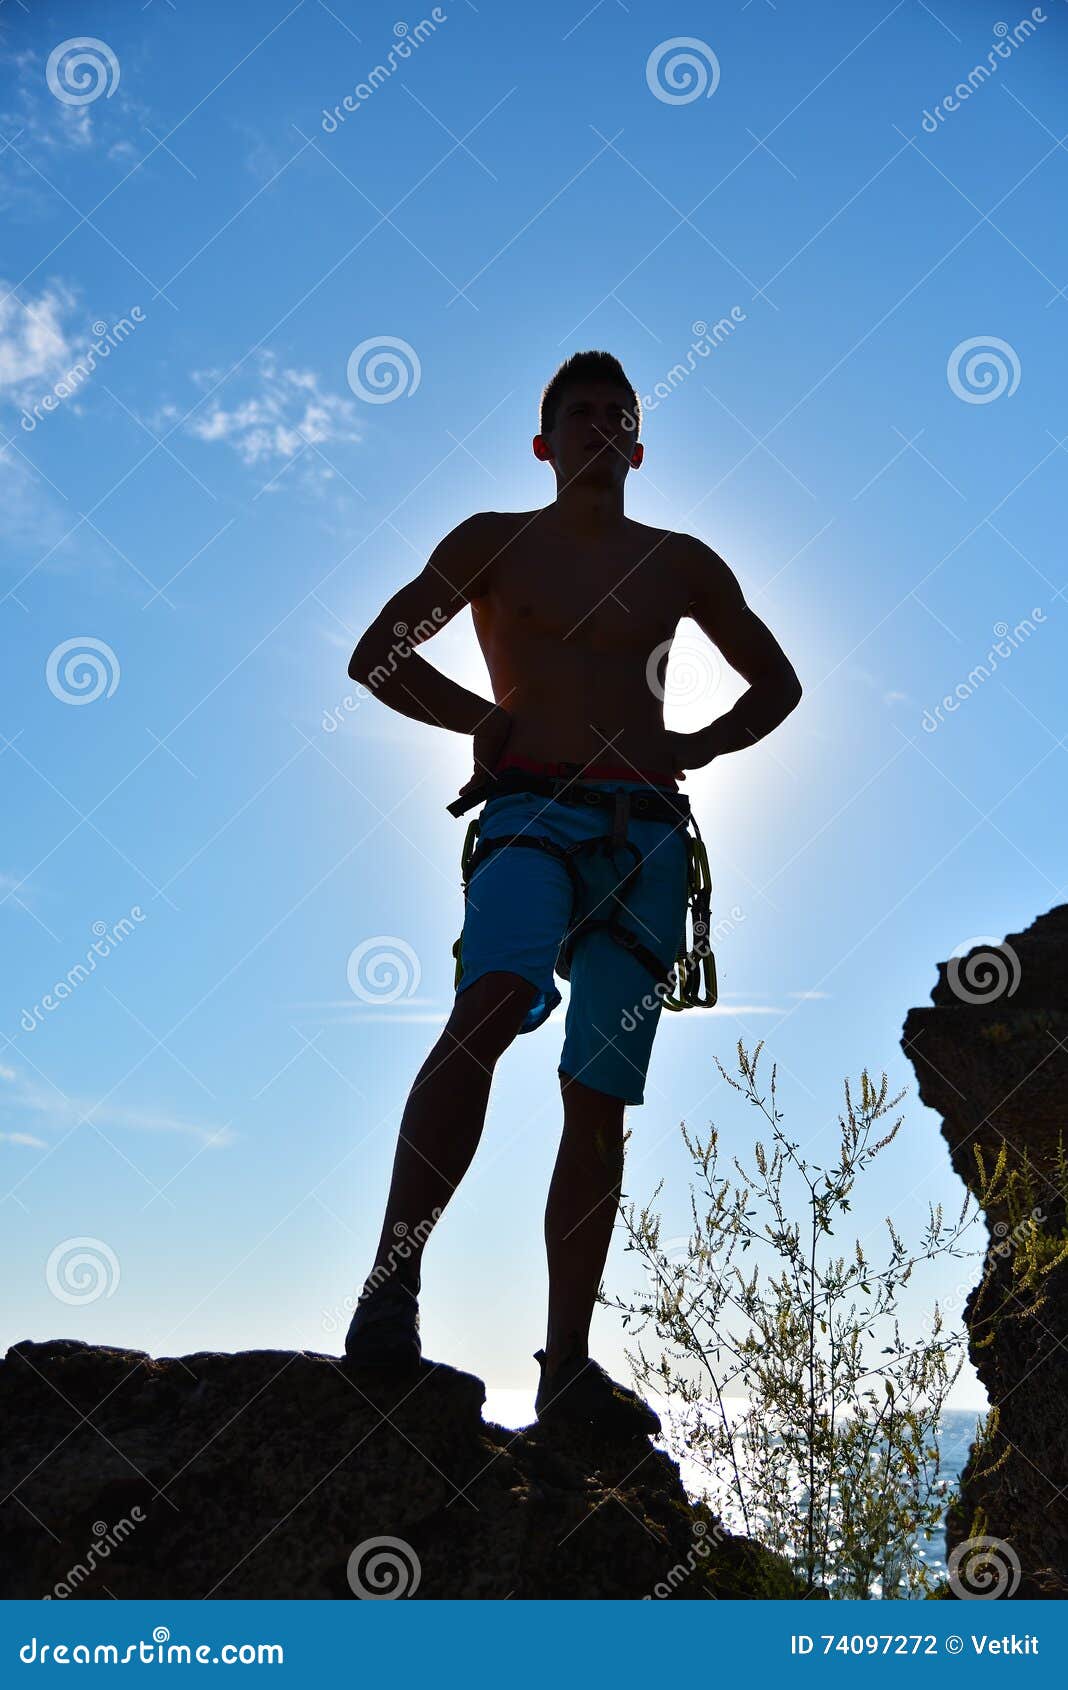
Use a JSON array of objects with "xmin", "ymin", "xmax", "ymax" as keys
[{"xmin": 454, "ymin": 779, "xmax": 690, "ymax": 1105}]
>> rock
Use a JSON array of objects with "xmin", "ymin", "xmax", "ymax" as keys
[
  {"xmin": 0, "ymin": 1339, "xmax": 797, "ymax": 1599},
  {"xmin": 902, "ymin": 906, "xmax": 1068, "ymax": 1598}
]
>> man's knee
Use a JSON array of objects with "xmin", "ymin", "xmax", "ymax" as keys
[
  {"xmin": 446, "ymin": 970, "xmax": 538, "ymax": 1061},
  {"xmin": 560, "ymin": 1070, "xmax": 626, "ymax": 1176}
]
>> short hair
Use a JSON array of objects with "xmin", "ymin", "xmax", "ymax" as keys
[{"xmin": 539, "ymin": 350, "xmax": 641, "ymax": 437}]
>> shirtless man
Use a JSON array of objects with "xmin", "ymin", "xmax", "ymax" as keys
[{"xmin": 343, "ymin": 351, "xmax": 801, "ymax": 1432}]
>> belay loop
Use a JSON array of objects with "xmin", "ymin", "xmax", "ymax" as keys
[{"xmin": 449, "ymin": 771, "xmax": 717, "ymax": 1012}]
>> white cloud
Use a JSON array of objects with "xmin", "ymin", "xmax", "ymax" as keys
[
  {"xmin": 184, "ymin": 352, "xmax": 362, "ymax": 479},
  {"xmin": 0, "ymin": 1066, "xmax": 234, "ymax": 1149},
  {"xmin": 1, "ymin": 1130, "xmax": 47, "ymax": 1149},
  {"xmin": 0, "ymin": 51, "xmax": 97, "ymax": 167},
  {"xmin": 0, "ymin": 281, "xmax": 78, "ymax": 396},
  {"xmin": 0, "ymin": 47, "xmax": 147, "ymax": 167}
]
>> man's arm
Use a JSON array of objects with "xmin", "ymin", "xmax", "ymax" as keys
[
  {"xmin": 675, "ymin": 536, "xmax": 802, "ymax": 767},
  {"xmin": 349, "ymin": 513, "xmax": 509, "ymax": 738}
]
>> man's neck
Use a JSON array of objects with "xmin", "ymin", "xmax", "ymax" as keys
[{"xmin": 551, "ymin": 482, "xmax": 626, "ymax": 533}]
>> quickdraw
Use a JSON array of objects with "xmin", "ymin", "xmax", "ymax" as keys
[{"xmin": 447, "ymin": 769, "xmax": 717, "ymax": 1012}]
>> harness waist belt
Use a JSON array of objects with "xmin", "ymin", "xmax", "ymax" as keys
[{"xmin": 446, "ymin": 765, "xmax": 690, "ymax": 824}]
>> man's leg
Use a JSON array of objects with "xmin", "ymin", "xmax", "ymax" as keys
[
  {"xmin": 360, "ymin": 970, "xmax": 538, "ymax": 1296},
  {"xmin": 542, "ymin": 1069, "xmax": 626, "ymax": 1371}
]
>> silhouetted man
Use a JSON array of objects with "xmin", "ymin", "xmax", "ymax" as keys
[{"xmin": 343, "ymin": 351, "xmax": 801, "ymax": 1434}]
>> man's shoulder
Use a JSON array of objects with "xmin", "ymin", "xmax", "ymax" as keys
[
  {"xmin": 623, "ymin": 518, "xmax": 709, "ymax": 562},
  {"xmin": 464, "ymin": 508, "xmax": 541, "ymax": 531},
  {"xmin": 446, "ymin": 509, "xmax": 541, "ymax": 548},
  {"xmin": 435, "ymin": 511, "xmax": 538, "ymax": 599}
]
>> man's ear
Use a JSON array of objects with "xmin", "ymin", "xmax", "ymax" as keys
[
  {"xmin": 630, "ymin": 442, "xmax": 644, "ymax": 469},
  {"xmin": 532, "ymin": 434, "xmax": 553, "ymax": 462}
]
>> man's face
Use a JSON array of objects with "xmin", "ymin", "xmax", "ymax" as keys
[{"xmin": 536, "ymin": 380, "xmax": 642, "ymax": 488}]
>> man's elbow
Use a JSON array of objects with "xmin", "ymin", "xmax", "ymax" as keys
[
  {"xmin": 779, "ymin": 659, "xmax": 802, "ymax": 704},
  {"xmin": 348, "ymin": 636, "xmax": 380, "ymax": 684}
]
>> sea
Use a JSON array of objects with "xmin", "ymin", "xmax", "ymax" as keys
[{"xmin": 482, "ymin": 1389, "xmax": 984, "ymax": 1594}]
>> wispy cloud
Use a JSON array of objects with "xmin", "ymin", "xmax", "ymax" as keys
[
  {"xmin": 171, "ymin": 352, "xmax": 362, "ymax": 493},
  {"xmin": 1, "ymin": 1130, "xmax": 47, "ymax": 1149},
  {"xmin": 0, "ymin": 50, "xmax": 102, "ymax": 172},
  {"xmin": 0, "ymin": 1066, "xmax": 235, "ymax": 1149},
  {"xmin": 0, "ymin": 280, "xmax": 78, "ymax": 398}
]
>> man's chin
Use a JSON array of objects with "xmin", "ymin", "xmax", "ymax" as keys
[{"xmin": 570, "ymin": 457, "xmax": 627, "ymax": 488}]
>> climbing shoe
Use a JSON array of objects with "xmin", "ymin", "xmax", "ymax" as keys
[
  {"xmin": 533, "ymin": 1348, "xmax": 661, "ymax": 1437},
  {"xmin": 344, "ymin": 1276, "xmax": 421, "ymax": 1371}
]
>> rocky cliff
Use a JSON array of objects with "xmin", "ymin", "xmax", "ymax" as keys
[
  {"xmin": 902, "ymin": 905, "xmax": 1068, "ymax": 1599},
  {"xmin": 0, "ymin": 1339, "xmax": 798, "ymax": 1600}
]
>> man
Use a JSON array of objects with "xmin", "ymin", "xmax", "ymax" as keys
[{"xmin": 343, "ymin": 351, "xmax": 801, "ymax": 1435}]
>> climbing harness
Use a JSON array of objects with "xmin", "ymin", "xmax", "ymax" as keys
[{"xmin": 446, "ymin": 762, "xmax": 717, "ymax": 1012}]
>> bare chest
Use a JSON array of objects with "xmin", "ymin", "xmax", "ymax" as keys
[{"xmin": 482, "ymin": 534, "xmax": 683, "ymax": 652}]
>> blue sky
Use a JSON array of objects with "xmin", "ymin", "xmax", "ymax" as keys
[{"xmin": 2, "ymin": 0, "xmax": 1066, "ymax": 1420}]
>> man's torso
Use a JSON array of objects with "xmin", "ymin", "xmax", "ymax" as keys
[{"xmin": 465, "ymin": 508, "xmax": 694, "ymax": 774}]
